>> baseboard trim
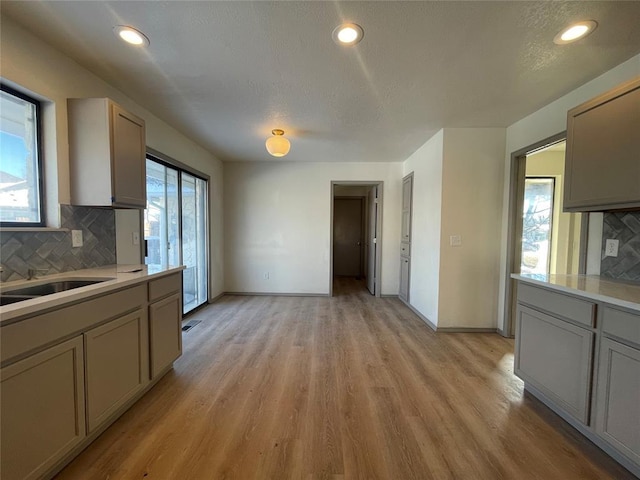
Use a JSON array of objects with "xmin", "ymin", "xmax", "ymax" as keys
[
  {"xmin": 399, "ymin": 298, "xmax": 437, "ymax": 332},
  {"xmin": 398, "ymin": 299, "xmax": 499, "ymax": 334},
  {"xmin": 224, "ymin": 291, "xmax": 329, "ymax": 298},
  {"xmin": 381, "ymin": 294, "xmax": 398, "ymax": 298},
  {"xmin": 208, "ymin": 292, "xmax": 225, "ymax": 303},
  {"xmin": 437, "ymin": 327, "xmax": 499, "ymax": 333}
]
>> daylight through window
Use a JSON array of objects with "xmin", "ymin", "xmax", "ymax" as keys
[{"xmin": 0, "ymin": 84, "xmax": 44, "ymax": 226}]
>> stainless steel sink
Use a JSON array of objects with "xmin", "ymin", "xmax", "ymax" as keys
[{"xmin": 0, "ymin": 278, "xmax": 113, "ymax": 306}]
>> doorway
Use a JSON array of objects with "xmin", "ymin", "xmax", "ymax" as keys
[
  {"xmin": 333, "ymin": 197, "xmax": 364, "ymax": 278},
  {"xmin": 330, "ymin": 182, "xmax": 383, "ymax": 297},
  {"xmin": 144, "ymin": 153, "xmax": 209, "ymax": 315},
  {"xmin": 503, "ymin": 135, "xmax": 588, "ymax": 336}
]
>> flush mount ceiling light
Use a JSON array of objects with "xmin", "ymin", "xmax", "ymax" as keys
[
  {"xmin": 553, "ymin": 20, "xmax": 597, "ymax": 45},
  {"xmin": 114, "ymin": 25, "xmax": 150, "ymax": 46},
  {"xmin": 265, "ymin": 129, "xmax": 291, "ymax": 157},
  {"xmin": 332, "ymin": 23, "xmax": 364, "ymax": 46}
]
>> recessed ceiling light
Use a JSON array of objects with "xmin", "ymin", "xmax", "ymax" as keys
[
  {"xmin": 114, "ymin": 25, "xmax": 150, "ymax": 47},
  {"xmin": 332, "ymin": 23, "xmax": 364, "ymax": 46},
  {"xmin": 553, "ymin": 20, "xmax": 597, "ymax": 45}
]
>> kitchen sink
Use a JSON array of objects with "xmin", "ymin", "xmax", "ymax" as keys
[{"xmin": 0, "ymin": 278, "xmax": 113, "ymax": 305}]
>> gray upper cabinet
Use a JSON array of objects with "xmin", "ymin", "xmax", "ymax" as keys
[
  {"xmin": 68, "ymin": 98, "xmax": 147, "ymax": 208},
  {"xmin": 563, "ymin": 77, "xmax": 640, "ymax": 212}
]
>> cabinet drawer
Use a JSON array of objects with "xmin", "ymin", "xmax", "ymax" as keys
[
  {"xmin": 1, "ymin": 285, "xmax": 146, "ymax": 365},
  {"xmin": 517, "ymin": 283, "xmax": 595, "ymax": 327},
  {"xmin": 148, "ymin": 273, "xmax": 182, "ymax": 302},
  {"xmin": 602, "ymin": 306, "xmax": 640, "ymax": 347}
]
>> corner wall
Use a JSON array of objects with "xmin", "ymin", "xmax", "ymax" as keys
[{"xmin": 438, "ymin": 128, "xmax": 506, "ymax": 329}]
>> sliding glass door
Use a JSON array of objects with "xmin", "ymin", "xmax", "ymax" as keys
[
  {"xmin": 181, "ymin": 173, "xmax": 208, "ymax": 313},
  {"xmin": 144, "ymin": 157, "xmax": 208, "ymax": 314}
]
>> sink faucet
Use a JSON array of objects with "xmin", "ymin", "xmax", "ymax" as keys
[{"xmin": 27, "ymin": 268, "xmax": 48, "ymax": 280}]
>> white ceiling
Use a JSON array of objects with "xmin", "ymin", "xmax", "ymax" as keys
[{"xmin": 2, "ymin": 1, "xmax": 640, "ymax": 163}]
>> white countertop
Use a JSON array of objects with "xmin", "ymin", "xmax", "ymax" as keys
[
  {"xmin": 512, "ymin": 273, "xmax": 640, "ymax": 313},
  {"xmin": 0, "ymin": 264, "xmax": 185, "ymax": 324}
]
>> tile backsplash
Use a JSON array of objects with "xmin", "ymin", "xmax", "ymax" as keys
[
  {"xmin": 0, "ymin": 205, "xmax": 116, "ymax": 282},
  {"xmin": 601, "ymin": 211, "xmax": 640, "ymax": 282}
]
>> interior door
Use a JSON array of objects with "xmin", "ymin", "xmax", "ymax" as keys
[
  {"xmin": 333, "ymin": 198, "xmax": 363, "ymax": 277},
  {"xmin": 367, "ymin": 186, "xmax": 378, "ymax": 294}
]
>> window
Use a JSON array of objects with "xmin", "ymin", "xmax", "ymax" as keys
[
  {"xmin": 521, "ymin": 177, "xmax": 554, "ymax": 275},
  {"xmin": 0, "ymin": 84, "xmax": 44, "ymax": 226}
]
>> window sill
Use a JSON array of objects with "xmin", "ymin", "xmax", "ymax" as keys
[{"xmin": 0, "ymin": 227, "xmax": 69, "ymax": 232}]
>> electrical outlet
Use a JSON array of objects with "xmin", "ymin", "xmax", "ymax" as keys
[
  {"xmin": 605, "ymin": 239, "xmax": 619, "ymax": 257},
  {"xmin": 132, "ymin": 232, "xmax": 140, "ymax": 245},
  {"xmin": 263, "ymin": 272, "xmax": 270, "ymax": 280},
  {"xmin": 450, "ymin": 235, "xmax": 462, "ymax": 247},
  {"xmin": 71, "ymin": 230, "xmax": 83, "ymax": 248}
]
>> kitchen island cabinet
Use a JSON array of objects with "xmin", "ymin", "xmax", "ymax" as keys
[
  {"xmin": 68, "ymin": 98, "xmax": 146, "ymax": 208},
  {"xmin": 512, "ymin": 274, "xmax": 640, "ymax": 478}
]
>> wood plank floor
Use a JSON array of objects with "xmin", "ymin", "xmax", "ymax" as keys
[{"xmin": 56, "ymin": 277, "xmax": 635, "ymax": 479}]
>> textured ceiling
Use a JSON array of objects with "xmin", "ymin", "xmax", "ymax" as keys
[{"xmin": 2, "ymin": 1, "xmax": 640, "ymax": 163}]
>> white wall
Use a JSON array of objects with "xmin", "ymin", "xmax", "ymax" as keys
[
  {"xmin": 497, "ymin": 53, "xmax": 640, "ymax": 332},
  {"xmin": 224, "ymin": 161, "xmax": 402, "ymax": 295},
  {"xmin": 1, "ymin": 18, "xmax": 225, "ymax": 298},
  {"xmin": 402, "ymin": 131, "xmax": 444, "ymax": 325},
  {"xmin": 438, "ymin": 128, "xmax": 506, "ymax": 329}
]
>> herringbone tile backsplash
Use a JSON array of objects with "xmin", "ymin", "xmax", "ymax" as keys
[
  {"xmin": 0, "ymin": 205, "xmax": 116, "ymax": 282},
  {"xmin": 601, "ymin": 211, "xmax": 640, "ymax": 282}
]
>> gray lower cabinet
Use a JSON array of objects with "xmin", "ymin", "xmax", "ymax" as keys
[
  {"xmin": 0, "ymin": 272, "xmax": 183, "ymax": 479},
  {"xmin": 515, "ymin": 280, "xmax": 640, "ymax": 477},
  {"xmin": 595, "ymin": 338, "xmax": 640, "ymax": 466},
  {"xmin": 84, "ymin": 309, "xmax": 148, "ymax": 433},
  {"xmin": 0, "ymin": 336, "xmax": 86, "ymax": 480},
  {"xmin": 515, "ymin": 305, "xmax": 594, "ymax": 424},
  {"xmin": 149, "ymin": 293, "xmax": 182, "ymax": 379}
]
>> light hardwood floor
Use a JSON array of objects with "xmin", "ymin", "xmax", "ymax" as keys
[{"xmin": 56, "ymin": 278, "xmax": 635, "ymax": 479}]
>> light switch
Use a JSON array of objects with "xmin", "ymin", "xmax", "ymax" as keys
[
  {"xmin": 71, "ymin": 230, "xmax": 83, "ymax": 247},
  {"xmin": 132, "ymin": 232, "xmax": 140, "ymax": 245},
  {"xmin": 605, "ymin": 239, "xmax": 619, "ymax": 257},
  {"xmin": 450, "ymin": 235, "xmax": 462, "ymax": 247}
]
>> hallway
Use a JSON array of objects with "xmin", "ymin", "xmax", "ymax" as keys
[{"xmin": 56, "ymin": 286, "xmax": 633, "ymax": 479}]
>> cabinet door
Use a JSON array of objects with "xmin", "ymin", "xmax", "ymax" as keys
[
  {"xmin": 399, "ymin": 257, "xmax": 410, "ymax": 302},
  {"xmin": 111, "ymin": 103, "xmax": 146, "ymax": 207},
  {"xmin": 564, "ymin": 78, "xmax": 640, "ymax": 211},
  {"xmin": 595, "ymin": 338, "xmax": 640, "ymax": 465},
  {"xmin": 1, "ymin": 337, "xmax": 85, "ymax": 480},
  {"xmin": 85, "ymin": 309, "xmax": 147, "ymax": 433},
  {"xmin": 515, "ymin": 305, "xmax": 594, "ymax": 424},
  {"xmin": 149, "ymin": 293, "xmax": 183, "ymax": 379}
]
